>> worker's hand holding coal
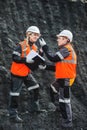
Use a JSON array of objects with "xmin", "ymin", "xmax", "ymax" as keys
[
  {"xmin": 26, "ymin": 57, "xmax": 34, "ymax": 63},
  {"xmin": 39, "ymin": 38, "xmax": 46, "ymax": 47}
]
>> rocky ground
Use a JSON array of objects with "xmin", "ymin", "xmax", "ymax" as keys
[{"xmin": 0, "ymin": 0, "xmax": 87, "ymax": 130}]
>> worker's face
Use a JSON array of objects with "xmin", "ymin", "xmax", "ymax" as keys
[
  {"xmin": 27, "ymin": 32, "xmax": 41, "ymax": 43},
  {"xmin": 57, "ymin": 36, "xmax": 69, "ymax": 47}
]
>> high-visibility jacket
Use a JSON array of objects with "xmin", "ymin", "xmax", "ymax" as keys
[
  {"xmin": 11, "ymin": 40, "xmax": 37, "ymax": 76},
  {"xmin": 55, "ymin": 43, "xmax": 77, "ymax": 79}
]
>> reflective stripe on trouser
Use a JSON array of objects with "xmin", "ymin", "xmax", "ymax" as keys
[
  {"xmin": 59, "ymin": 86, "xmax": 72, "ymax": 124},
  {"xmin": 24, "ymin": 74, "xmax": 40, "ymax": 101},
  {"xmin": 24, "ymin": 74, "xmax": 39, "ymax": 91},
  {"xmin": 28, "ymin": 84, "xmax": 39, "ymax": 91},
  {"xmin": 10, "ymin": 92, "xmax": 20, "ymax": 96}
]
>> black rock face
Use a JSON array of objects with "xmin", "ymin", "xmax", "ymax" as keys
[{"xmin": 0, "ymin": 0, "xmax": 87, "ymax": 130}]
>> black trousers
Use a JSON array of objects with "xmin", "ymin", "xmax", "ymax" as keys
[
  {"xmin": 9, "ymin": 73, "xmax": 39, "ymax": 116},
  {"xmin": 50, "ymin": 79, "xmax": 72, "ymax": 124}
]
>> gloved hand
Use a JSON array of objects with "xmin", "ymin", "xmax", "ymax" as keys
[
  {"xmin": 38, "ymin": 65, "xmax": 46, "ymax": 70},
  {"xmin": 26, "ymin": 57, "xmax": 34, "ymax": 63},
  {"xmin": 39, "ymin": 38, "xmax": 46, "ymax": 47}
]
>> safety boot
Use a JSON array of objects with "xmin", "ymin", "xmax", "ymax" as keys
[
  {"xmin": 9, "ymin": 108, "xmax": 23, "ymax": 123},
  {"xmin": 61, "ymin": 119, "xmax": 72, "ymax": 128},
  {"xmin": 9, "ymin": 114, "xmax": 23, "ymax": 123}
]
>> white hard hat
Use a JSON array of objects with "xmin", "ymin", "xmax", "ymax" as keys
[
  {"xmin": 26, "ymin": 26, "xmax": 40, "ymax": 34},
  {"xmin": 57, "ymin": 30, "xmax": 73, "ymax": 42}
]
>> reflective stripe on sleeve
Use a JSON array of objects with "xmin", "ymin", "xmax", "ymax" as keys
[
  {"xmin": 28, "ymin": 84, "xmax": 39, "ymax": 91},
  {"xmin": 59, "ymin": 98, "xmax": 70, "ymax": 103},
  {"xmin": 56, "ymin": 52, "xmax": 64, "ymax": 60},
  {"xmin": 13, "ymin": 51, "xmax": 21, "ymax": 56}
]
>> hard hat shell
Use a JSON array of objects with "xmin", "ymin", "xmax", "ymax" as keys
[
  {"xmin": 26, "ymin": 26, "xmax": 40, "ymax": 34},
  {"xmin": 57, "ymin": 30, "xmax": 73, "ymax": 42}
]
